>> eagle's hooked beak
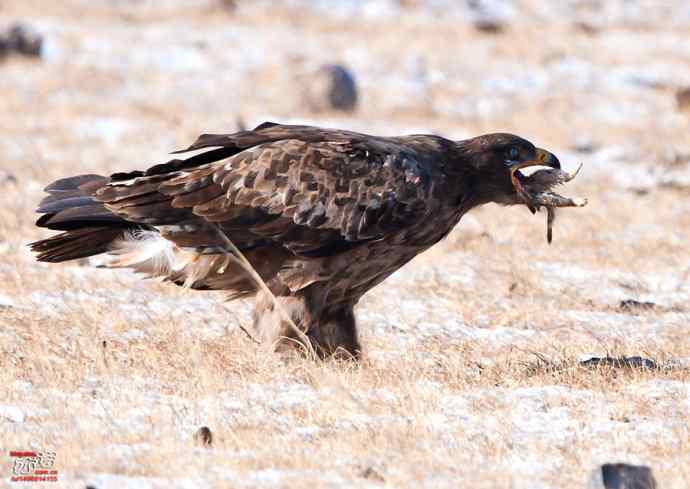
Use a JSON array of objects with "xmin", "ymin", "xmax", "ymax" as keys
[{"xmin": 508, "ymin": 148, "xmax": 561, "ymax": 212}]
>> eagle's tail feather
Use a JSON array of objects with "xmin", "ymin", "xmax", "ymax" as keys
[
  {"xmin": 30, "ymin": 227, "xmax": 126, "ymax": 263},
  {"xmin": 31, "ymin": 174, "xmax": 142, "ymax": 263}
]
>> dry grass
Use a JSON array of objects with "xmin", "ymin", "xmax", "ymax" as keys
[{"xmin": 1, "ymin": 1, "xmax": 690, "ymax": 488}]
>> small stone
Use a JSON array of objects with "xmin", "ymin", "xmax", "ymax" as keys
[
  {"xmin": 574, "ymin": 21, "xmax": 601, "ymax": 36},
  {"xmin": 467, "ymin": 0, "xmax": 508, "ymax": 35},
  {"xmin": 676, "ymin": 87, "xmax": 690, "ymax": 113},
  {"xmin": 473, "ymin": 18, "xmax": 505, "ymax": 34},
  {"xmin": 580, "ymin": 356, "xmax": 658, "ymax": 370},
  {"xmin": 218, "ymin": 0, "xmax": 237, "ymax": 12},
  {"xmin": 360, "ymin": 466, "xmax": 385, "ymax": 482},
  {"xmin": 5, "ymin": 23, "xmax": 43, "ymax": 58},
  {"xmin": 194, "ymin": 426, "xmax": 213, "ymax": 447},
  {"xmin": 0, "ymin": 170, "xmax": 17, "ymax": 184},
  {"xmin": 588, "ymin": 463, "xmax": 657, "ymax": 489},
  {"xmin": 303, "ymin": 64, "xmax": 358, "ymax": 113},
  {"xmin": 619, "ymin": 300, "xmax": 656, "ymax": 312}
]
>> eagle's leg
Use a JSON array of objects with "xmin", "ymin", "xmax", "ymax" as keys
[
  {"xmin": 250, "ymin": 289, "xmax": 360, "ymax": 360},
  {"xmin": 307, "ymin": 304, "xmax": 361, "ymax": 360}
]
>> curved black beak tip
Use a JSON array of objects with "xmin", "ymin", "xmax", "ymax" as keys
[{"xmin": 543, "ymin": 151, "xmax": 561, "ymax": 170}]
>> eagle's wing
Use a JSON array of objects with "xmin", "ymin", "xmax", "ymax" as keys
[{"xmin": 95, "ymin": 123, "xmax": 441, "ymax": 258}]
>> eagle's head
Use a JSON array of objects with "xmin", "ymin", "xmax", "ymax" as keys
[{"xmin": 459, "ymin": 133, "xmax": 585, "ymax": 213}]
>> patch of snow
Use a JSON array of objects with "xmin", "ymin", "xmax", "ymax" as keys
[
  {"xmin": 437, "ymin": 394, "xmax": 473, "ymax": 418},
  {"xmin": 270, "ymin": 384, "xmax": 319, "ymax": 409},
  {"xmin": 0, "ymin": 293, "xmax": 15, "ymax": 308},
  {"xmin": 244, "ymin": 469, "xmax": 290, "ymax": 487},
  {"xmin": 482, "ymin": 69, "xmax": 550, "ymax": 95},
  {"xmin": 530, "ymin": 262, "xmax": 690, "ymax": 307},
  {"xmin": 566, "ymin": 309, "xmax": 685, "ymax": 337},
  {"xmin": 335, "ymin": 413, "xmax": 411, "ymax": 432},
  {"xmin": 222, "ymin": 399, "xmax": 246, "ymax": 412},
  {"xmin": 294, "ymin": 426, "xmax": 323, "ymax": 440},
  {"xmin": 83, "ymin": 473, "xmax": 210, "ymax": 489},
  {"xmin": 95, "ymin": 443, "xmax": 155, "ymax": 469},
  {"xmin": 10, "ymin": 380, "xmax": 33, "ymax": 392},
  {"xmin": 607, "ymin": 62, "xmax": 690, "ymax": 90},
  {"xmin": 120, "ymin": 329, "xmax": 146, "ymax": 342},
  {"xmin": 665, "ymin": 357, "xmax": 690, "ymax": 369},
  {"xmin": 75, "ymin": 116, "xmax": 137, "ymax": 147},
  {"xmin": 0, "ymin": 405, "xmax": 25, "ymax": 423},
  {"xmin": 455, "ymin": 322, "xmax": 537, "ymax": 344}
]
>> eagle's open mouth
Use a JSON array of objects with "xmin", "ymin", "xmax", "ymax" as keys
[{"xmin": 511, "ymin": 163, "xmax": 588, "ymax": 243}]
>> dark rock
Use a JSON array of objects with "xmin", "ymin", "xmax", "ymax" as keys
[
  {"xmin": 574, "ymin": 21, "xmax": 602, "ymax": 36},
  {"xmin": 580, "ymin": 356, "xmax": 658, "ymax": 370},
  {"xmin": 467, "ymin": 0, "xmax": 507, "ymax": 34},
  {"xmin": 473, "ymin": 18, "xmax": 505, "ymax": 34},
  {"xmin": 619, "ymin": 300, "xmax": 656, "ymax": 311},
  {"xmin": 676, "ymin": 87, "xmax": 690, "ymax": 113},
  {"xmin": 304, "ymin": 64, "xmax": 358, "ymax": 113},
  {"xmin": 194, "ymin": 426, "xmax": 213, "ymax": 447},
  {"xmin": 600, "ymin": 463, "xmax": 657, "ymax": 489},
  {"xmin": 0, "ymin": 170, "xmax": 17, "ymax": 185},
  {"xmin": 219, "ymin": 0, "xmax": 237, "ymax": 12},
  {"xmin": 5, "ymin": 24, "xmax": 43, "ymax": 57},
  {"xmin": 360, "ymin": 466, "xmax": 385, "ymax": 482}
]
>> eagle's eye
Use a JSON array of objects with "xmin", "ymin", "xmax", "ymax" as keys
[{"xmin": 507, "ymin": 147, "xmax": 520, "ymax": 161}]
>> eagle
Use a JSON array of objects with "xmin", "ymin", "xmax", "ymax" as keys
[{"xmin": 30, "ymin": 122, "xmax": 584, "ymax": 359}]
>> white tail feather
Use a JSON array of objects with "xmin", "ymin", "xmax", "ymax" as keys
[
  {"xmin": 108, "ymin": 230, "xmax": 211, "ymax": 287},
  {"xmin": 108, "ymin": 230, "xmax": 177, "ymax": 275},
  {"xmin": 106, "ymin": 230, "xmax": 248, "ymax": 291}
]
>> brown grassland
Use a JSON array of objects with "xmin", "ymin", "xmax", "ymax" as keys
[{"xmin": 1, "ymin": 1, "xmax": 689, "ymax": 487}]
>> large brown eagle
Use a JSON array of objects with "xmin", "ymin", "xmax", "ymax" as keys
[{"xmin": 31, "ymin": 123, "xmax": 584, "ymax": 358}]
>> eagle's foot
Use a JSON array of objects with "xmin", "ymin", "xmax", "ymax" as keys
[
  {"xmin": 306, "ymin": 305, "xmax": 361, "ymax": 361},
  {"xmin": 251, "ymin": 292, "xmax": 361, "ymax": 361}
]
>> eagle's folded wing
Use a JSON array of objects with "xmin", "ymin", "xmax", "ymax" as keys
[{"xmin": 95, "ymin": 124, "xmax": 439, "ymax": 258}]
